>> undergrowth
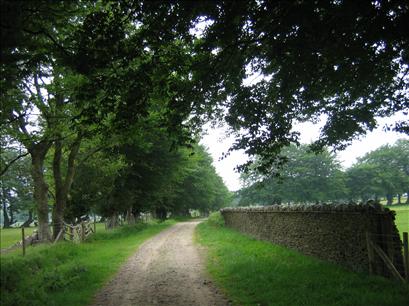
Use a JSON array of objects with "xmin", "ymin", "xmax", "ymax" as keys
[{"xmin": 206, "ymin": 211, "xmax": 225, "ymax": 227}]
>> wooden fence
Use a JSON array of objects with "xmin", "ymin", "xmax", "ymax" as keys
[
  {"xmin": 57, "ymin": 221, "xmax": 95, "ymax": 243},
  {"xmin": 1, "ymin": 221, "xmax": 96, "ymax": 256},
  {"xmin": 366, "ymin": 231, "xmax": 409, "ymax": 283}
]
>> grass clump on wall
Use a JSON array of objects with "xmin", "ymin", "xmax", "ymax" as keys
[
  {"xmin": 207, "ymin": 211, "xmax": 225, "ymax": 227},
  {"xmin": 196, "ymin": 219, "xmax": 409, "ymax": 306}
]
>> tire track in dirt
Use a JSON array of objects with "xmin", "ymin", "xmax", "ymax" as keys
[{"xmin": 91, "ymin": 221, "xmax": 229, "ymax": 306}]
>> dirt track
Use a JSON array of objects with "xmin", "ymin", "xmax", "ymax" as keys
[{"xmin": 91, "ymin": 221, "xmax": 229, "ymax": 306}]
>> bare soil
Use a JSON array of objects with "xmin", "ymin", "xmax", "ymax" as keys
[{"xmin": 91, "ymin": 221, "xmax": 229, "ymax": 306}]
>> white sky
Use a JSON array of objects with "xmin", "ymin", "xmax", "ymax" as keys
[{"xmin": 200, "ymin": 113, "xmax": 409, "ymax": 191}]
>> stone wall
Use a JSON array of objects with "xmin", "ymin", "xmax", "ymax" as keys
[{"xmin": 221, "ymin": 204, "xmax": 404, "ymax": 278}]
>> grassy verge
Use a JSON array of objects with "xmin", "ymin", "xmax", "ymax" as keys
[
  {"xmin": 196, "ymin": 215, "xmax": 409, "ymax": 306},
  {"xmin": 0, "ymin": 220, "xmax": 174, "ymax": 306}
]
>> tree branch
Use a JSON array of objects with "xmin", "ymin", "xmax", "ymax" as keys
[
  {"xmin": 63, "ymin": 134, "xmax": 82, "ymax": 194},
  {"xmin": 53, "ymin": 137, "xmax": 63, "ymax": 196},
  {"xmin": 78, "ymin": 146, "xmax": 104, "ymax": 165},
  {"xmin": 22, "ymin": 28, "xmax": 72, "ymax": 57},
  {"xmin": 33, "ymin": 73, "xmax": 50, "ymax": 118},
  {"xmin": 0, "ymin": 152, "xmax": 30, "ymax": 177}
]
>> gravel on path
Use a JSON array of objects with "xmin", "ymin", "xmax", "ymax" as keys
[{"xmin": 91, "ymin": 221, "xmax": 229, "ymax": 306}]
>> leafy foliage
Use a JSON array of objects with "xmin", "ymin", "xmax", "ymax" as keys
[
  {"xmin": 0, "ymin": 147, "xmax": 34, "ymax": 227},
  {"xmin": 187, "ymin": 0, "xmax": 409, "ymax": 171},
  {"xmin": 348, "ymin": 139, "xmax": 409, "ymax": 204},
  {"xmin": 206, "ymin": 211, "xmax": 225, "ymax": 227},
  {"xmin": 239, "ymin": 144, "xmax": 346, "ymax": 205},
  {"xmin": 238, "ymin": 140, "xmax": 409, "ymax": 205}
]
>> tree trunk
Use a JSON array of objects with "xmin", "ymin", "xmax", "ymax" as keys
[
  {"xmin": 386, "ymin": 194, "xmax": 393, "ymax": 206},
  {"xmin": 106, "ymin": 214, "xmax": 118, "ymax": 229},
  {"xmin": 126, "ymin": 208, "xmax": 135, "ymax": 225},
  {"xmin": 155, "ymin": 207, "xmax": 167, "ymax": 221},
  {"xmin": 9, "ymin": 207, "xmax": 14, "ymax": 225},
  {"xmin": 397, "ymin": 194, "xmax": 401, "ymax": 205},
  {"xmin": 132, "ymin": 208, "xmax": 141, "ymax": 222},
  {"xmin": 1, "ymin": 188, "xmax": 11, "ymax": 228},
  {"xmin": 406, "ymin": 191, "xmax": 409, "ymax": 204},
  {"xmin": 30, "ymin": 143, "xmax": 52, "ymax": 241},
  {"xmin": 52, "ymin": 136, "xmax": 82, "ymax": 240}
]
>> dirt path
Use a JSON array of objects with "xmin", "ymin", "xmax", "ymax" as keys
[{"xmin": 91, "ymin": 221, "xmax": 229, "ymax": 306}]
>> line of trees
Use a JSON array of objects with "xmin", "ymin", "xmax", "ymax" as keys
[
  {"xmin": 238, "ymin": 140, "xmax": 409, "ymax": 206},
  {"xmin": 1, "ymin": 128, "xmax": 231, "ymax": 230}
]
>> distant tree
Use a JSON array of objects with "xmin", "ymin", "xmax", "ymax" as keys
[
  {"xmin": 170, "ymin": 145, "xmax": 231, "ymax": 216},
  {"xmin": 239, "ymin": 145, "xmax": 346, "ymax": 205},
  {"xmin": 345, "ymin": 164, "xmax": 383, "ymax": 203},
  {"xmin": 353, "ymin": 140, "xmax": 409, "ymax": 205},
  {"xmin": 392, "ymin": 139, "xmax": 409, "ymax": 204}
]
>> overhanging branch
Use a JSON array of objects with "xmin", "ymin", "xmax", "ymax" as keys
[{"xmin": 0, "ymin": 152, "xmax": 30, "ymax": 176}]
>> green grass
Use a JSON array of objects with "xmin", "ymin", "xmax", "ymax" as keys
[
  {"xmin": 0, "ymin": 220, "xmax": 174, "ymax": 306},
  {"xmin": 196, "ymin": 216, "xmax": 409, "ymax": 306},
  {"xmin": 0, "ymin": 223, "xmax": 107, "ymax": 249},
  {"xmin": 0, "ymin": 227, "xmax": 36, "ymax": 249},
  {"xmin": 385, "ymin": 204, "xmax": 409, "ymax": 237}
]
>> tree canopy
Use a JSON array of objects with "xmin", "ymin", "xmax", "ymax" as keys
[
  {"xmin": 188, "ymin": 0, "xmax": 409, "ymax": 171},
  {"xmin": 2, "ymin": 0, "xmax": 408, "ymax": 167}
]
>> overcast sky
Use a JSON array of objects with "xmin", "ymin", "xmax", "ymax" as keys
[{"xmin": 200, "ymin": 113, "xmax": 409, "ymax": 191}]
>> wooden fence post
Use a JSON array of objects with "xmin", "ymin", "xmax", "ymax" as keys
[
  {"xmin": 403, "ymin": 232, "xmax": 409, "ymax": 282},
  {"xmin": 81, "ymin": 222, "xmax": 85, "ymax": 241},
  {"xmin": 370, "ymin": 240, "xmax": 405, "ymax": 282},
  {"xmin": 366, "ymin": 232, "xmax": 374, "ymax": 274},
  {"xmin": 21, "ymin": 227, "xmax": 25, "ymax": 256}
]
